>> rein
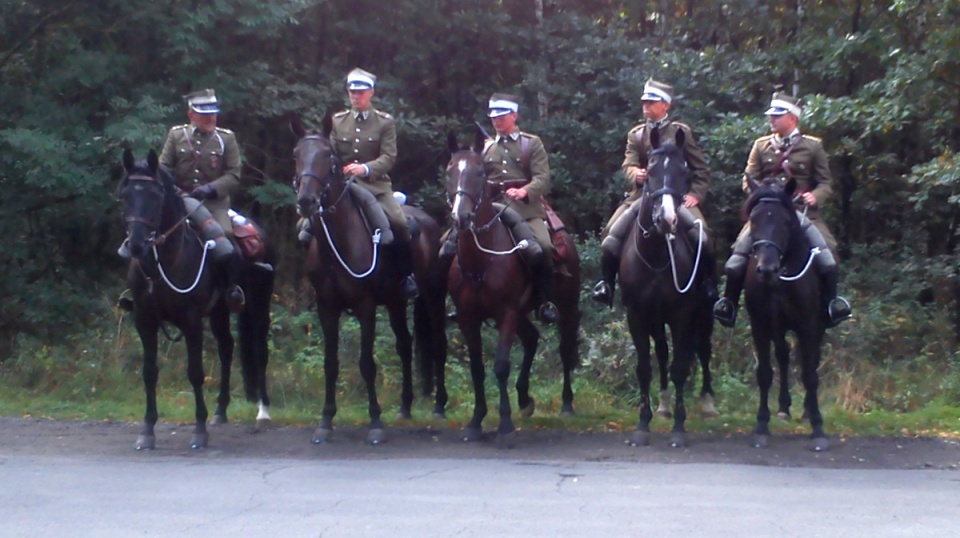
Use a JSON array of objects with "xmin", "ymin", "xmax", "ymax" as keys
[
  {"xmin": 631, "ymin": 188, "xmax": 702, "ymax": 293},
  {"xmin": 749, "ymin": 196, "xmax": 820, "ymax": 281}
]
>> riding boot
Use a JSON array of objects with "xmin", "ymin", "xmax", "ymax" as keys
[
  {"xmin": 221, "ymin": 250, "xmax": 246, "ymax": 313},
  {"xmin": 535, "ymin": 259, "xmax": 559, "ymax": 324},
  {"xmin": 700, "ymin": 248, "xmax": 720, "ymax": 303},
  {"xmin": 820, "ymin": 269, "xmax": 852, "ymax": 328},
  {"xmin": 591, "ymin": 249, "xmax": 620, "ymax": 308},
  {"xmin": 439, "ymin": 227, "xmax": 459, "ymax": 262},
  {"xmin": 394, "ymin": 236, "xmax": 420, "ymax": 300},
  {"xmin": 713, "ymin": 264, "xmax": 745, "ymax": 328}
]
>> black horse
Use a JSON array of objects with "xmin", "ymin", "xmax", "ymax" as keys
[
  {"xmin": 743, "ymin": 177, "xmax": 829, "ymax": 451},
  {"xmin": 618, "ymin": 129, "xmax": 715, "ymax": 448},
  {"xmin": 292, "ymin": 117, "xmax": 447, "ymax": 445},
  {"xmin": 118, "ymin": 149, "xmax": 276, "ymax": 450}
]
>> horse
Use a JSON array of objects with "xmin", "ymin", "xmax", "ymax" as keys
[
  {"xmin": 445, "ymin": 130, "xmax": 581, "ymax": 448},
  {"xmin": 742, "ymin": 176, "xmax": 829, "ymax": 451},
  {"xmin": 618, "ymin": 128, "xmax": 715, "ymax": 448},
  {"xmin": 292, "ymin": 117, "xmax": 447, "ymax": 445},
  {"xmin": 118, "ymin": 149, "xmax": 276, "ymax": 450}
]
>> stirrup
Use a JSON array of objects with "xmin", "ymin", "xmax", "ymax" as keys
[
  {"xmin": 826, "ymin": 297, "xmax": 852, "ymax": 328},
  {"xmin": 117, "ymin": 292, "xmax": 134, "ymax": 313},
  {"xmin": 538, "ymin": 302, "xmax": 559, "ymax": 324},
  {"xmin": 227, "ymin": 286, "xmax": 246, "ymax": 313},
  {"xmin": 712, "ymin": 298, "xmax": 737, "ymax": 328},
  {"xmin": 591, "ymin": 280, "xmax": 613, "ymax": 308},
  {"xmin": 401, "ymin": 275, "xmax": 419, "ymax": 300}
]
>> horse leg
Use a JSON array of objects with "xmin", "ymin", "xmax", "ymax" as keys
[
  {"xmin": 387, "ymin": 301, "xmax": 414, "ymax": 420},
  {"xmin": 415, "ymin": 293, "xmax": 448, "ymax": 419},
  {"xmin": 241, "ymin": 274, "xmax": 273, "ymax": 428},
  {"xmin": 668, "ymin": 332, "xmax": 693, "ymax": 448},
  {"xmin": 697, "ymin": 311, "xmax": 718, "ymax": 418},
  {"xmin": 135, "ymin": 319, "xmax": 159, "ymax": 450},
  {"xmin": 209, "ymin": 303, "xmax": 233, "ymax": 426},
  {"xmin": 515, "ymin": 316, "xmax": 539, "ymax": 418},
  {"xmin": 493, "ymin": 312, "xmax": 519, "ymax": 448},
  {"xmin": 774, "ymin": 336, "xmax": 792, "ymax": 420},
  {"xmin": 556, "ymin": 301, "xmax": 578, "ymax": 417},
  {"xmin": 358, "ymin": 307, "xmax": 385, "ymax": 445},
  {"xmin": 183, "ymin": 324, "xmax": 209, "ymax": 449},
  {"xmin": 627, "ymin": 308, "xmax": 653, "ymax": 447},
  {"xmin": 751, "ymin": 332, "xmax": 774, "ymax": 449},
  {"xmin": 799, "ymin": 335, "xmax": 829, "ymax": 452},
  {"xmin": 461, "ymin": 320, "xmax": 487, "ymax": 443},
  {"xmin": 653, "ymin": 327, "xmax": 672, "ymax": 418},
  {"xmin": 312, "ymin": 309, "xmax": 340, "ymax": 444}
]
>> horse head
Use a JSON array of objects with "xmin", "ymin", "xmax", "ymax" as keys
[
  {"xmin": 292, "ymin": 115, "xmax": 341, "ymax": 220},
  {"xmin": 745, "ymin": 177, "xmax": 799, "ymax": 284},
  {"xmin": 119, "ymin": 148, "xmax": 176, "ymax": 259},
  {"xmin": 644, "ymin": 128, "xmax": 689, "ymax": 236},
  {"xmin": 445, "ymin": 129, "xmax": 487, "ymax": 233}
]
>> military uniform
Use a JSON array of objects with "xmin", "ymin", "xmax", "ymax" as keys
[
  {"xmin": 481, "ymin": 130, "xmax": 552, "ymax": 252},
  {"xmin": 742, "ymin": 132, "xmax": 836, "ymax": 252},
  {"xmin": 159, "ymin": 124, "xmax": 242, "ymax": 236},
  {"xmin": 330, "ymin": 107, "xmax": 409, "ymax": 240}
]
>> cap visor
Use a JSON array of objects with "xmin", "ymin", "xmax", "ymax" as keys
[
  {"xmin": 487, "ymin": 109, "xmax": 512, "ymax": 118},
  {"xmin": 764, "ymin": 107, "xmax": 788, "ymax": 116},
  {"xmin": 190, "ymin": 104, "xmax": 219, "ymax": 114},
  {"xmin": 640, "ymin": 93, "xmax": 664, "ymax": 102},
  {"xmin": 347, "ymin": 83, "xmax": 373, "ymax": 91}
]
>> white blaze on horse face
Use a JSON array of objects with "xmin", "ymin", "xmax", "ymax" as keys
[
  {"xmin": 662, "ymin": 186, "xmax": 677, "ymax": 230},
  {"xmin": 451, "ymin": 159, "xmax": 468, "ymax": 215}
]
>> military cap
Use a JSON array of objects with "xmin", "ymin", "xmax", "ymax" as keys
[
  {"xmin": 487, "ymin": 93, "xmax": 520, "ymax": 118},
  {"xmin": 185, "ymin": 89, "xmax": 219, "ymax": 114},
  {"xmin": 640, "ymin": 79, "xmax": 674, "ymax": 104},
  {"xmin": 765, "ymin": 92, "xmax": 803, "ymax": 118},
  {"xmin": 346, "ymin": 68, "xmax": 377, "ymax": 90}
]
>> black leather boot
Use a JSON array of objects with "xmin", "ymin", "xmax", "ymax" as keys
[
  {"xmin": 820, "ymin": 269, "xmax": 852, "ymax": 328},
  {"xmin": 222, "ymin": 250, "xmax": 246, "ymax": 313},
  {"xmin": 536, "ymin": 260, "xmax": 559, "ymax": 324},
  {"xmin": 713, "ymin": 266, "xmax": 745, "ymax": 328},
  {"xmin": 394, "ymin": 237, "xmax": 419, "ymax": 300},
  {"xmin": 591, "ymin": 250, "xmax": 620, "ymax": 308}
]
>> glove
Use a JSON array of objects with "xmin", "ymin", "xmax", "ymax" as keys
[{"xmin": 189, "ymin": 184, "xmax": 218, "ymax": 201}]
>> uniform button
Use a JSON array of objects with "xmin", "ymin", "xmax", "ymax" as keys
[
  {"xmin": 194, "ymin": 169, "xmax": 200, "ymax": 174},
  {"xmin": 356, "ymin": 128, "xmax": 361, "ymax": 132},
  {"xmin": 354, "ymin": 149, "xmax": 359, "ymax": 153},
  {"xmin": 355, "ymin": 138, "xmax": 360, "ymax": 142}
]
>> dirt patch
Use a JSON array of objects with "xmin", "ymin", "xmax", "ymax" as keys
[{"xmin": 1, "ymin": 417, "xmax": 957, "ymax": 470}]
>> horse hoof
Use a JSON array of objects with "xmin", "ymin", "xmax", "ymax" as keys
[
  {"xmin": 656, "ymin": 408, "xmax": 673, "ymax": 419},
  {"xmin": 255, "ymin": 417, "xmax": 272, "ymax": 430},
  {"xmin": 210, "ymin": 414, "xmax": 227, "ymax": 426},
  {"xmin": 312, "ymin": 428, "xmax": 333, "ymax": 444},
  {"xmin": 498, "ymin": 430, "xmax": 517, "ymax": 449},
  {"xmin": 752, "ymin": 434, "xmax": 770, "ymax": 449},
  {"xmin": 559, "ymin": 405, "xmax": 576, "ymax": 418},
  {"xmin": 519, "ymin": 399, "xmax": 536, "ymax": 418},
  {"xmin": 811, "ymin": 437, "xmax": 830, "ymax": 452},
  {"xmin": 776, "ymin": 411, "xmax": 791, "ymax": 421},
  {"xmin": 395, "ymin": 409, "xmax": 412, "ymax": 421},
  {"xmin": 669, "ymin": 432, "xmax": 686, "ymax": 448},
  {"xmin": 135, "ymin": 435, "xmax": 155, "ymax": 451},
  {"xmin": 190, "ymin": 432, "xmax": 209, "ymax": 449},
  {"xmin": 461, "ymin": 427, "xmax": 483, "ymax": 443},
  {"xmin": 628, "ymin": 431, "xmax": 650, "ymax": 447},
  {"xmin": 701, "ymin": 395, "xmax": 719, "ymax": 418},
  {"xmin": 431, "ymin": 411, "xmax": 446, "ymax": 420},
  {"xmin": 367, "ymin": 429, "xmax": 387, "ymax": 445}
]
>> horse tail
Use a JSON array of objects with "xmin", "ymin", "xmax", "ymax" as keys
[{"xmin": 237, "ymin": 234, "xmax": 277, "ymax": 403}]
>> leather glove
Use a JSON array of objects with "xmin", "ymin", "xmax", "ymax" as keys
[{"xmin": 189, "ymin": 184, "xmax": 218, "ymax": 201}]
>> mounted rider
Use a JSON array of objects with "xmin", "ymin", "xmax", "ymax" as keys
[
  {"xmin": 439, "ymin": 93, "xmax": 559, "ymax": 324},
  {"xmin": 712, "ymin": 92, "xmax": 852, "ymax": 328},
  {"xmin": 118, "ymin": 89, "xmax": 246, "ymax": 313},
  {"xmin": 591, "ymin": 79, "xmax": 718, "ymax": 307},
  {"xmin": 297, "ymin": 68, "xmax": 418, "ymax": 299}
]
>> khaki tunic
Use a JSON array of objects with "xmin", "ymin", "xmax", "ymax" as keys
[
  {"xmin": 482, "ymin": 131, "xmax": 552, "ymax": 252},
  {"xmin": 159, "ymin": 124, "xmax": 241, "ymax": 234},
  {"xmin": 742, "ymin": 133, "xmax": 836, "ymax": 250},
  {"xmin": 331, "ymin": 108, "xmax": 408, "ymax": 239},
  {"xmin": 604, "ymin": 120, "xmax": 711, "ymax": 235}
]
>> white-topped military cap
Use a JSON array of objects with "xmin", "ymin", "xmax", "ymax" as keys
[
  {"xmin": 640, "ymin": 79, "xmax": 674, "ymax": 104},
  {"xmin": 185, "ymin": 89, "xmax": 219, "ymax": 114},
  {"xmin": 765, "ymin": 92, "xmax": 803, "ymax": 118},
  {"xmin": 487, "ymin": 93, "xmax": 520, "ymax": 118},
  {"xmin": 346, "ymin": 68, "xmax": 377, "ymax": 90}
]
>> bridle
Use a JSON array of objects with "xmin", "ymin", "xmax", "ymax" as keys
[{"xmin": 293, "ymin": 135, "xmax": 345, "ymax": 213}]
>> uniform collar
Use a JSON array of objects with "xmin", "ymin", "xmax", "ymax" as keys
[
  {"xmin": 774, "ymin": 128, "xmax": 801, "ymax": 149},
  {"xmin": 495, "ymin": 130, "xmax": 520, "ymax": 143},
  {"xmin": 646, "ymin": 114, "xmax": 670, "ymax": 130},
  {"xmin": 352, "ymin": 109, "xmax": 371, "ymax": 120}
]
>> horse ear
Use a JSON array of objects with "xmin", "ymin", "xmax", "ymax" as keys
[
  {"xmin": 650, "ymin": 126, "xmax": 661, "ymax": 148},
  {"xmin": 447, "ymin": 131, "xmax": 459, "ymax": 154},
  {"xmin": 290, "ymin": 115, "xmax": 307, "ymax": 139},
  {"xmin": 783, "ymin": 177, "xmax": 797, "ymax": 199},
  {"xmin": 122, "ymin": 148, "xmax": 134, "ymax": 172},
  {"xmin": 473, "ymin": 126, "xmax": 485, "ymax": 153},
  {"xmin": 675, "ymin": 128, "xmax": 686, "ymax": 148},
  {"xmin": 321, "ymin": 113, "xmax": 333, "ymax": 138},
  {"xmin": 147, "ymin": 150, "xmax": 159, "ymax": 175}
]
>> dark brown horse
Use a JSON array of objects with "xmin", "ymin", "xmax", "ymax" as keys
[
  {"xmin": 743, "ymin": 177, "xmax": 829, "ymax": 451},
  {"xmin": 118, "ymin": 149, "xmax": 276, "ymax": 450},
  {"xmin": 445, "ymin": 131, "xmax": 580, "ymax": 448},
  {"xmin": 618, "ymin": 129, "xmax": 715, "ymax": 448},
  {"xmin": 292, "ymin": 117, "xmax": 447, "ymax": 445}
]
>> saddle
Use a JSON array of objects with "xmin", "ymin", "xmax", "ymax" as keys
[
  {"xmin": 542, "ymin": 197, "xmax": 572, "ymax": 267},
  {"xmin": 229, "ymin": 210, "xmax": 265, "ymax": 262}
]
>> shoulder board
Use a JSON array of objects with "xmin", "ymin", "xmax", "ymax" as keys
[
  {"xmin": 333, "ymin": 110, "xmax": 349, "ymax": 118},
  {"xmin": 801, "ymin": 134, "xmax": 822, "ymax": 143},
  {"xmin": 758, "ymin": 134, "xmax": 776, "ymax": 142},
  {"xmin": 671, "ymin": 121, "xmax": 691, "ymax": 130},
  {"xmin": 174, "ymin": 124, "xmax": 189, "ymax": 132},
  {"xmin": 374, "ymin": 110, "xmax": 392, "ymax": 119},
  {"xmin": 215, "ymin": 127, "xmax": 233, "ymax": 135}
]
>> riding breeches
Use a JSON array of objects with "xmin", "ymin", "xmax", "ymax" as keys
[
  {"xmin": 182, "ymin": 196, "xmax": 234, "ymax": 260},
  {"xmin": 724, "ymin": 212, "xmax": 837, "ymax": 274}
]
